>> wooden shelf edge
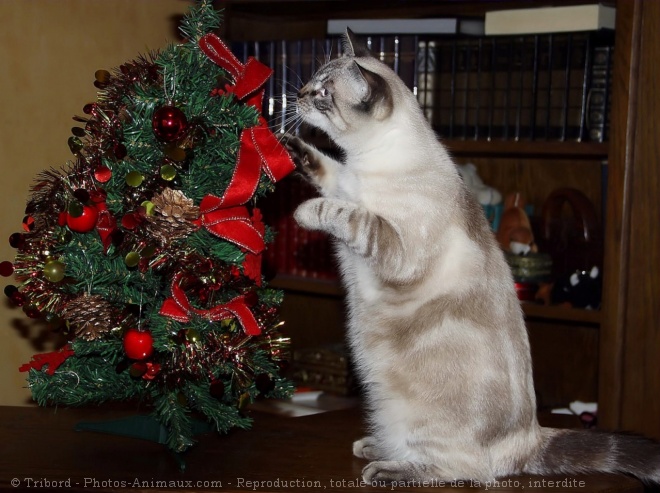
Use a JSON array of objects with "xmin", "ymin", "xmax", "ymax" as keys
[
  {"xmin": 444, "ymin": 139, "xmax": 609, "ymax": 159},
  {"xmin": 269, "ymin": 275, "xmax": 343, "ymax": 297},
  {"xmin": 271, "ymin": 276, "xmax": 602, "ymax": 325},
  {"xmin": 522, "ymin": 302, "xmax": 601, "ymax": 325},
  {"xmin": 302, "ymin": 133, "xmax": 609, "ymax": 159}
]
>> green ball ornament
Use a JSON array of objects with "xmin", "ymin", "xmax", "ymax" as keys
[
  {"xmin": 43, "ymin": 260, "xmax": 65, "ymax": 283},
  {"xmin": 141, "ymin": 201, "xmax": 155, "ymax": 216},
  {"xmin": 125, "ymin": 171, "xmax": 144, "ymax": 187},
  {"xmin": 186, "ymin": 328, "xmax": 201, "ymax": 344},
  {"xmin": 58, "ymin": 228, "xmax": 73, "ymax": 244},
  {"xmin": 160, "ymin": 164, "xmax": 177, "ymax": 181},
  {"xmin": 164, "ymin": 145, "xmax": 186, "ymax": 162},
  {"xmin": 141, "ymin": 244, "xmax": 157, "ymax": 258},
  {"xmin": 125, "ymin": 251, "xmax": 140, "ymax": 268},
  {"xmin": 68, "ymin": 201, "xmax": 84, "ymax": 218}
]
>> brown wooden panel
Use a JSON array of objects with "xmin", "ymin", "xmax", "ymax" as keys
[
  {"xmin": 598, "ymin": 0, "xmax": 639, "ymax": 433},
  {"xmin": 599, "ymin": 0, "xmax": 660, "ymax": 440},
  {"xmin": 278, "ymin": 290, "xmax": 346, "ymax": 353},
  {"xmin": 527, "ymin": 320, "xmax": 600, "ymax": 409},
  {"xmin": 457, "ymin": 157, "xmax": 604, "ymax": 221},
  {"xmin": 617, "ymin": 0, "xmax": 660, "ymax": 440}
]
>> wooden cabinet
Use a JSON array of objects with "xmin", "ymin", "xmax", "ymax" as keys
[
  {"xmin": 598, "ymin": 0, "xmax": 660, "ymax": 439},
  {"xmin": 218, "ymin": 0, "xmax": 660, "ymax": 439}
]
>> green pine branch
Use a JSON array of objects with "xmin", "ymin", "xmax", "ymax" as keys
[{"xmin": 178, "ymin": 0, "xmax": 223, "ymax": 43}]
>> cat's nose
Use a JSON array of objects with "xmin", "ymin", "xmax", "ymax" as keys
[{"xmin": 297, "ymin": 84, "xmax": 310, "ymax": 98}]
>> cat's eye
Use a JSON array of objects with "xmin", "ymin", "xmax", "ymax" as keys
[{"xmin": 318, "ymin": 87, "xmax": 329, "ymax": 97}]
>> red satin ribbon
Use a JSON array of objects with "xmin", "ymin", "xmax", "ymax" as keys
[
  {"xmin": 19, "ymin": 345, "xmax": 75, "ymax": 375},
  {"xmin": 89, "ymin": 191, "xmax": 116, "ymax": 253},
  {"xmin": 195, "ymin": 195, "xmax": 265, "ymax": 255},
  {"xmin": 199, "ymin": 34, "xmax": 273, "ymax": 104},
  {"xmin": 159, "ymin": 274, "xmax": 261, "ymax": 336},
  {"xmin": 199, "ymin": 33, "xmax": 295, "ymax": 208},
  {"xmin": 95, "ymin": 206, "xmax": 116, "ymax": 253}
]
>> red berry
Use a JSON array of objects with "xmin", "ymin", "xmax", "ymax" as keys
[
  {"xmin": 66, "ymin": 205, "xmax": 98, "ymax": 233},
  {"xmin": 123, "ymin": 328, "xmax": 154, "ymax": 360}
]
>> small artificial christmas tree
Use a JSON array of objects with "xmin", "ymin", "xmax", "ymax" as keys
[{"xmin": 1, "ymin": 0, "xmax": 295, "ymax": 452}]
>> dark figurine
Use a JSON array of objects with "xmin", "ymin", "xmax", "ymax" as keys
[{"xmin": 551, "ymin": 266, "xmax": 602, "ymax": 310}]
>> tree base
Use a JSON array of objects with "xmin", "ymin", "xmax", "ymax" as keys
[{"xmin": 74, "ymin": 415, "xmax": 212, "ymax": 470}]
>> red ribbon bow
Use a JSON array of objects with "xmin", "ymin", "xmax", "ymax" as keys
[
  {"xmin": 195, "ymin": 195, "xmax": 265, "ymax": 255},
  {"xmin": 199, "ymin": 33, "xmax": 272, "ymax": 109},
  {"xmin": 159, "ymin": 274, "xmax": 261, "ymax": 336},
  {"xmin": 198, "ymin": 33, "xmax": 295, "ymax": 209},
  {"xmin": 19, "ymin": 345, "xmax": 75, "ymax": 375}
]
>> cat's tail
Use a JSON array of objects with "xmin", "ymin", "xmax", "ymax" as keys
[{"xmin": 523, "ymin": 427, "xmax": 660, "ymax": 484}]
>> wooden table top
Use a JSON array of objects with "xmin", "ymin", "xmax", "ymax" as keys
[{"xmin": 0, "ymin": 404, "xmax": 644, "ymax": 492}]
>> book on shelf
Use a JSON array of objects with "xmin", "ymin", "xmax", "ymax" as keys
[
  {"xmin": 238, "ymin": 27, "xmax": 614, "ymax": 278},
  {"xmin": 485, "ymin": 4, "xmax": 616, "ymax": 36},
  {"xmin": 233, "ymin": 29, "xmax": 613, "ymax": 144},
  {"xmin": 327, "ymin": 18, "xmax": 484, "ymax": 36},
  {"xmin": 587, "ymin": 44, "xmax": 613, "ymax": 142},
  {"xmin": 415, "ymin": 31, "xmax": 614, "ymax": 142}
]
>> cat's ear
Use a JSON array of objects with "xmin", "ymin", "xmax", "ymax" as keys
[
  {"xmin": 348, "ymin": 61, "xmax": 393, "ymax": 120},
  {"xmin": 342, "ymin": 28, "xmax": 371, "ymax": 58}
]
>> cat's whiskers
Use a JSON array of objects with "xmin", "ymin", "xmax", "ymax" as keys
[{"xmin": 267, "ymin": 86, "xmax": 302, "ymax": 134}]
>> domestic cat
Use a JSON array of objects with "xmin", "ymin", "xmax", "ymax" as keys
[{"xmin": 286, "ymin": 30, "xmax": 660, "ymax": 484}]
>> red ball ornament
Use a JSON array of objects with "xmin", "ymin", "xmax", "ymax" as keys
[
  {"xmin": 66, "ymin": 205, "xmax": 98, "ymax": 233},
  {"xmin": 123, "ymin": 328, "xmax": 154, "ymax": 360},
  {"xmin": 94, "ymin": 165, "xmax": 113, "ymax": 183},
  {"xmin": 152, "ymin": 105, "xmax": 188, "ymax": 142},
  {"xmin": 0, "ymin": 261, "xmax": 14, "ymax": 277}
]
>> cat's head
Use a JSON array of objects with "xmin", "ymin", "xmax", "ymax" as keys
[{"xmin": 296, "ymin": 29, "xmax": 404, "ymax": 143}]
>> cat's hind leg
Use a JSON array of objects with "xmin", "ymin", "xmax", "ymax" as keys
[
  {"xmin": 362, "ymin": 459, "xmax": 494, "ymax": 484},
  {"xmin": 353, "ymin": 436, "xmax": 383, "ymax": 460}
]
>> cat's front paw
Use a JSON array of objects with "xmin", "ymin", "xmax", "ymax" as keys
[
  {"xmin": 294, "ymin": 198, "xmax": 327, "ymax": 231},
  {"xmin": 282, "ymin": 134, "xmax": 309, "ymax": 168},
  {"xmin": 282, "ymin": 134, "xmax": 322, "ymax": 180}
]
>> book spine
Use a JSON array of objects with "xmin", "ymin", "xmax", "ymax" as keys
[
  {"xmin": 587, "ymin": 43, "xmax": 613, "ymax": 142},
  {"xmin": 474, "ymin": 38, "xmax": 483, "ymax": 140},
  {"xmin": 560, "ymin": 34, "xmax": 573, "ymax": 141},
  {"xmin": 506, "ymin": 39, "xmax": 517, "ymax": 139},
  {"xmin": 487, "ymin": 38, "xmax": 497, "ymax": 140},
  {"xmin": 529, "ymin": 35, "xmax": 540, "ymax": 140},
  {"xmin": 449, "ymin": 39, "xmax": 458, "ymax": 139}
]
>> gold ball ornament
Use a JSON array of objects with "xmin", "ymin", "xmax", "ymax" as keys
[{"xmin": 43, "ymin": 260, "xmax": 66, "ymax": 283}]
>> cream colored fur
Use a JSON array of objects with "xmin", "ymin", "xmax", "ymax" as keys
[{"xmin": 287, "ymin": 31, "xmax": 660, "ymax": 485}]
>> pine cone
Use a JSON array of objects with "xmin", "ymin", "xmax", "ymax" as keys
[
  {"xmin": 61, "ymin": 294, "xmax": 117, "ymax": 341},
  {"xmin": 145, "ymin": 188, "xmax": 200, "ymax": 243}
]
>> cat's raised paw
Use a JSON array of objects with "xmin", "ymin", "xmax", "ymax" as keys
[
  {"xmin": 282, "ymin": 133, "xmax": 324, "ymax": 181},
  {"xmin": 293, "ymin": 198, "xmax": 326, "ymax": 230},
  {"xmin": 353, "ymin": 436, "xmax": 382, "ymax": 460},
  {"xmin": 281, "ymin": 134, "xmax": 306, "ymax": 166}
]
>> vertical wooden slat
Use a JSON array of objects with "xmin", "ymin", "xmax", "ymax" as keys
[
  {"xmin": 617, "ymin": 0, "xmax": 660, "ymax": 439},
  {"xmin": 599, "ymin": 0, "xmax": 641, "ymax": 433}
]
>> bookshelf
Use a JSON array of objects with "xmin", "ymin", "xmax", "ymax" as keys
[{"xmin": 218, "ymin": 0, "xmax": 660, "ymax": 440}]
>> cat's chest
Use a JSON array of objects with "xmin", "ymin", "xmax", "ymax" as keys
[{"xmin": 335, "ymin": 168, "xmax": 362, "ymax": 201}]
